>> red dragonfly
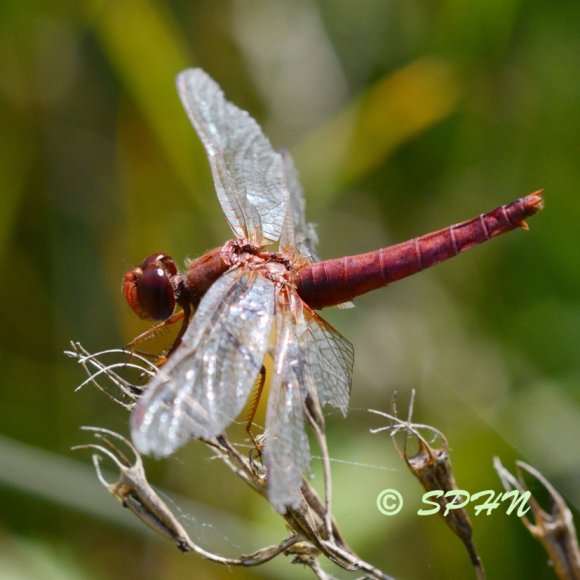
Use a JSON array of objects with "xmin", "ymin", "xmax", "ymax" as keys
[{"xmin": 125, "ymin": 69, "xmax": 543, "ymax": 512}]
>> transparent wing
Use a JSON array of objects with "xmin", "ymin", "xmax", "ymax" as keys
[
  {"xmin": 265, "ymin": 295, "xmax": 311, "ymax": 512},
  {"xmin": 131, "ymin": 270, "xmax": 275, "ymax": 457},
  {"xmin": 279, "ymin": 150, "xmax": 320, "ymax": 262},
  {"xmin": 279, "ymin": 151, "xmax": 354, "ymax": 309},
  {"xmin": 177, "ymin": 69, "xmax": 289, "ymax": 245},
  {"xmin": 265, "ymin": 291, "xmax": 354, "ymax": 511},
  {"xmin": 301, "ymin": 301, "xmax": 354, "ymax": 415}
]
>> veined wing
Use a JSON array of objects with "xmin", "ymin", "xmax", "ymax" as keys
[
  {"xmin": 265, "ymin": 291, "xmax": 353, "ymax": 511},
  {"xmin": 265, "ymin": 293, "xmax": 311, "ymax": 512},
  {"xmin": 131, "ymin": 270, "xmax": 275, "ymax": 457},
  {"xmin": 177, "ymin": 69, "xmax": 289, "ymax": 245},
  {"xmin": 279, "ymin": 150, "xmax": 320, "ymax": 262},
  {"xmin": 279, "ymin": 151, "xmax": 354, "ymax": 309},
  {"xmin": 301, "ymin": 304, "xmax": 354, "ymax": 414}
]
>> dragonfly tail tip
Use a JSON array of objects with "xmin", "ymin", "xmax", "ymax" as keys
[{"xmin": 527, "ymin": 189, "xmax": 545, "ymax": 212}]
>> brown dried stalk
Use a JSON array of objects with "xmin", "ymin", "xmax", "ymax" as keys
[
  {"xmin": 370, "ymin": 394, "xmax": 485, "ymax": 580},
  {"xmin": 494, "ymin": 458, "xmax": 580, "ymax": 580},
  {"xmin": 66, "ymin": 342, "xmax": 391, "ymax": 579}
]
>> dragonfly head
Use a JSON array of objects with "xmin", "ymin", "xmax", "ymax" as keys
[{"xmin": 123, "ymin": 253, "xmax": 178, "ymax": 321}]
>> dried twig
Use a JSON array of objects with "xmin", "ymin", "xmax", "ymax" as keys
[
  {"xmin": 371, "ymin": 394, "xmax": 485, "ymax": 580},
  {"xmin": 494, "ymin": 458, "xmax": 580, "ymax": 580},
  {"xmin": 69, "ymin": 343, "xmax": 392, "ymax": 579},
  {"xmin": 73, "ymin": 426, "xmax": 299, "ymax": 565}
]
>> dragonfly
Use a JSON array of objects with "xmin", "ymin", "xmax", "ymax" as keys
[{"xmin": 125, "ymin": 68, "xmax": 543, "ymax": 513}]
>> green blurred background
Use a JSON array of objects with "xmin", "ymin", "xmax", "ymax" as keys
[{"xmin": 0, "ymin": 1, "xmax": 578, "ymax": 578}]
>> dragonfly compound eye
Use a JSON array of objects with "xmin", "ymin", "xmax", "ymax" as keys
[{"xmin": 123, "ymin": 254, "xmax": 177, "ymax": 321}]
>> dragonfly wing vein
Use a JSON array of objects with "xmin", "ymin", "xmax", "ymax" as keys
[
  {"xmin": 131, "ymin": 270, "xmax": 275, "ymax": 457},
  {"xmin": 302, "ymin": 307, "xmax": 354, "ymax": 415},
  {"xmin": 279, "ymin": 151, "xmax": 320, "ymax": 262},
  {"xmin": 265, "ymin": 299, "xmax": 311, "ymax": 512},
  {"xmin": 177, "ymin": 69, "xmax": 289, "ymax": 244}
]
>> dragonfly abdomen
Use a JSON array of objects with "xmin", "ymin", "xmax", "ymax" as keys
[{"xmin": 296, "ymin": 191, "xmax": 544, "ymax": 309}]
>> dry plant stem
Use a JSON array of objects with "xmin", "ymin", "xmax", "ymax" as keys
[
  {"xmin": 494, "ymin": 458, "xmax": 580, "ymax": 580},
  {"xmin": 65, "ymin": 342, "xmax": 153, "ymax": 408},
  {"xmin": 308, "ymin": 557, "xmax": 336, "ymax": 580},
  {"xmin": 370, "ymin": 399, "xmax": 485, "ymax": 580},
  {"xmin": 211, "ymin": 434, "xmax": 387, "ymax": 577},
  {"xmin": 304, "ymin": 400, "xmax": 334, "ymax": 539},
  {"xmin": 74, "ymin": 427, "xmax": 300, "ymax": 566},
  {"xmin": 205, "ymin": 435, "xmax": 261, "ymax": 491},
  {"xmin": 70, "ymin": 344, "xmax": 392, "ymax": 579}
]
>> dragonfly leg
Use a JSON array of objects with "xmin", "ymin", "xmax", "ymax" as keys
[
  {"xmin": 168, "ymin": 303, "xmax": 191, "ymax": 356},
  {"xmin": 127, "ymin": 349, "xmax": 169, "ymax": 368},
  {"xmin": 126, "ymin": 305, "xmax": 191, "ymax": 364},
  {"xmin": 127, "ymin": 310, "xmax": 185, "ymax": 349},
  {"xmin": 246, "ymin": 365, "xmax": 267, "ymax": 454}
]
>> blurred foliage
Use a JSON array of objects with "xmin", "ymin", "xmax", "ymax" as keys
[{"xmin": 0, "ymin": 0, "xmax": 578, "ymax": 578}]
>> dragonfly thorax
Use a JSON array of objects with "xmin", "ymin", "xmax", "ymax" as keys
[
  {"xmin": 172, "ymin": 239, "xmax": 297, "ymax": 314},
  {"xmin": 224, "ymin": 239, "xmax": 294, "ymax": 287}
]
